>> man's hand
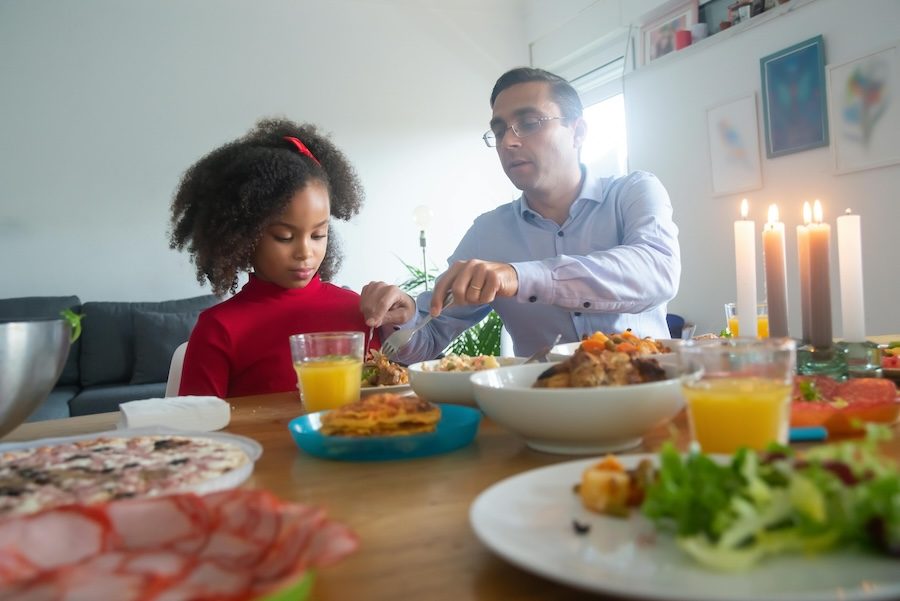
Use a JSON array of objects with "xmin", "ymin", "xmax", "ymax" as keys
[
  {"xmin": 430, "ymin": 260, "xmax": 518, "ymax": 315},
  {"xmin": 360, "ymin": 281, "xmax": 417, "ymax": 328}
]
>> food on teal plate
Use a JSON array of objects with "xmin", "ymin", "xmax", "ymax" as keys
[{"xmin": 320, "ymin": 393, "xmax": 441, "ymax": 437}]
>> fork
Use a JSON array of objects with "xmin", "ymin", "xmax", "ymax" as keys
[
  {"xmin": 523, "ymin": 333, "xmax": 562, "ymax": 364},
  {"xmin": 380, "ymin": 292, "xmax": 454, "ymax": 358}
]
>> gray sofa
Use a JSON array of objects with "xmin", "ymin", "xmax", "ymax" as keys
[{"xmin": 0, "ymin": 294, "xmax": 219, "ymax": 421}]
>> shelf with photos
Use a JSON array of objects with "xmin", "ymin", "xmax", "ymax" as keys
[{"xmin": 629, "ymin": 0, "xmax": 820, "ymax": 71}]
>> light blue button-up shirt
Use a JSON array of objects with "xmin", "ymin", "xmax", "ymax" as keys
[{"xmin": 393, "ymin": 166, "xmax": 681, "ymax": 362}]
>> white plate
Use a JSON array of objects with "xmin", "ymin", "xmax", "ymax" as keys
[
  {"xmin": 360, "ymin": 383, "xmax": 413, "ymax": 396},
  {"xmin": 470, "ymin": 454, "xmax": 900, "ymax": 601},
  {"xmin": 0, "ymin": 426, "xmax": 262, "ymax": 497}
]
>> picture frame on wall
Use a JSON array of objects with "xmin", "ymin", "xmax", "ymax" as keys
[
  {"xmin": 641, "ymin": 1, "xmax": 699, "ymax": 65},
  {"xmin": 760, "ymin": 35, "xmax": 829, "ymax": 158},
  {"xmin": 706, "ymin": 93, "xmax": 763, "ymax": 197},
  {"xmin": 827, "ymin": 41, "xmax": 900, "ymax": 175}
]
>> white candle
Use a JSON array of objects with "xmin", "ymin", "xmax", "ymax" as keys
[
  {"xmin": 797, "ymin": 202, "xmax": 812, "ymax": 344},
  {"xmin": 807, "ymin": 200, "xmax": 833, "ymax": 349},
  {"xmin": 762, "ymin": 204, "xmax": 789, "ymax": 338},
  {"xmin": 837, "ymin": 209, "xmax": 865, "ymax": 342},
  {"xmin": 734, "ymin": 199, "xmax": 757, "ymax": 339}
]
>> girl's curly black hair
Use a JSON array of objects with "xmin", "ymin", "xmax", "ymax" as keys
[{"xmin": 169, "ymin": 118, "xmax": 364, "ymax": 295}]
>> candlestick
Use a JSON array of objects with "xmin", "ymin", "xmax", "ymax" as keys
[
  {"xmin": 734, "ymin": 199, "xmax": 757, "ymax": 339},
  {"xmin": 807, "ymin": 200, "xmax": 833, "ymax": 349},
  {"xmin": 762, "ymin": 204, "xmax": 789, "ymax": 338},
  {"xmin": 796, "ymin": 204, "xmax": 811, "ymax": 344},
  {"xmin": 836, "ymin": 209, "xmax": 865, "ymax": 342}
]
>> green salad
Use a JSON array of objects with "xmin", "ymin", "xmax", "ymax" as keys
[{"xmin": 641, "ymin": 427, "xmax": 900, "ymax": 570}]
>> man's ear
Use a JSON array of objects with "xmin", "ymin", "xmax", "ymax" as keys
[{"xmin": 572, "ymin": 117, "xmax": 587, "ymax": 148}]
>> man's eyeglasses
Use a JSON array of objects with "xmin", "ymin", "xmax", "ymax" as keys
[{"xmin": 482, "ymin": 116, "xmax": 565, "ymax": 147}]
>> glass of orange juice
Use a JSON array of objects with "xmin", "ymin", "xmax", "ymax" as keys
[
  {"xmin": 679, "ymin": 337, "xmax": 795, "ymax": 453},
  {"xmin": 724, "ymin": 302, "xmax": 769, "ymax": 338},
  {"xmin": 289, "ymin": 332, "xmax": 364, "ymax": 413}
]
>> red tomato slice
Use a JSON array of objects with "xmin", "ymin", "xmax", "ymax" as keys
[{"xmin": 791, "ymin": 377, "xmax": 899, "ymax": 435}]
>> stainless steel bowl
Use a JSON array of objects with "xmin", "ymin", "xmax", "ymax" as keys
[{"xmin": 0, "ymin": 319, "xmax": 71, "ymax": 437}]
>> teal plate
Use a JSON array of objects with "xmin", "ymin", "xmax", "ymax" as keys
[{"xmin": 288, "ymin": 404, "xmax": 481, "ymax": 461}]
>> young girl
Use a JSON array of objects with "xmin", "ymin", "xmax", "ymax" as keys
[{"xmin": 170, "ymin": 118, "xmax": 376, "ymax": 398}]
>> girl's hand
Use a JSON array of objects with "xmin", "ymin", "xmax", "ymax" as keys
[{"xmin": 360, "ymin": 282, "xmax": 416, "ymax": 328}]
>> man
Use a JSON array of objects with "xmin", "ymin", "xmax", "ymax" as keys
[{"xmin": 360, "ymin": 67, "xmax": 680, "ymax": 361}]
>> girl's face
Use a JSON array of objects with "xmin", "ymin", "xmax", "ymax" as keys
[{"xmin": 252, "ymin": 181, "xmax": 330, "ymax": 289}]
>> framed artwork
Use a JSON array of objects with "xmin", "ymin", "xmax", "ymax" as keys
[
  {"xmin": 760, "ymin": 35, "xmax": 829, "ymax": 158},
  {"xmin": 827, "ymin": 41, "xmax": 900, "ymax": 174},
  {"xmin": 641, "ymin": 1, "xmax": 698, "ymax": 65},
  {"xmin": 706, "ymin": 93, "xmax": 763, "ymax": 197}
]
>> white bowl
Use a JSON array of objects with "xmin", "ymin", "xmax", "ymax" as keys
[
  {"xmin": 547, "ymin": 338, "xmax": 682, "ymax": 362},
  {"xmin": 470, "ymin": 362, "xmax": 684, "ymax": 455},
  {"xmin": 408, "ymin": 357, "xmax": 525, "ymax": 406}
]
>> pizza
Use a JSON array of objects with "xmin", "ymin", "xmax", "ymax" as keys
[
  {"xmin": 320, "ymin": 393, "xmax": 441, "ymax": 437},
  {"xmin": 0, "ymin": 435, "xmax": 250, "ymax": 517}
]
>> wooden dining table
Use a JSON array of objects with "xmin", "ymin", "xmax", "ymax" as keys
[{"xmin": 3, "ymin": 335, "xmax": 899, "ymax": 601}]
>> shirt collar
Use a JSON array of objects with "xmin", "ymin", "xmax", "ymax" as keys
[
  {"xmin": 515, "ymin": 164, "xmax": 604, "ymax": 220},
  {"xmin": 243, "ymin": 272, "xmax": 322, "ymax": 298}
]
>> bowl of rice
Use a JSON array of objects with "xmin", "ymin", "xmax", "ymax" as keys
[{"xmin": 407, "ymin": 354, "xmax": 524, "ymax": 406}]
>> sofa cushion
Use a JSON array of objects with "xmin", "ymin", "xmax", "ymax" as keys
[
  {"xmin": 68, "ymin": 383, "xmax": 167, "ymax": 416},
  {"xmin": 80, "ymin": 295, "xmax": 218, "ymax": 387},
  {"xmin": 25, "ymin": 386, "xmax": 78, "ymax": 422},
  {"xmin": 130, "ymin": 310, "xmax": 201, "ymax": 385},
  {"xmin": 0, "ymin": 296, "xmax": 82, "ymax": 386}
]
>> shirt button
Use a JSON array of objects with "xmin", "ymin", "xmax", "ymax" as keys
[
  {"xmin": 529, "ymin": 296, "xmax": 537, "ymax": 303},
  {"xmin": 557, "ymin": 231, "xmax": 564, "ymax": 237},
  {"xmin": 574, "ymin": 312, "xmax": 582, "ymax": 317},
  {"xmin": 583, "ymin": 301, "xmax": 591, "ymax": 308}
]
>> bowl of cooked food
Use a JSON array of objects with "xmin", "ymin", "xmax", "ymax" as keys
[
  {"xmin": 470, "ymin": 346, "xmax": 685, "ymax": 455},
  {"xmin": 408, "ymin": 354, "xmax": 525, "ymax": 406},
  {"xmin": 360, "ymin": 350, "xmax": 411, "ymax": 396},
  {"xmin": 548, "ymin": 330, "xmax": 679, "ymax": 362}
]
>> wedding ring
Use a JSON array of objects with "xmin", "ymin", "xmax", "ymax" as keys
[{"xmin": 469, "ymin": 284, "xmax": 483, "ymax": 291}]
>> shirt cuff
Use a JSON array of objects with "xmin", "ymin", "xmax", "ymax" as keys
[{"xmin": 510, "ymin": 261, "xmax": 553, "ymax": 305}]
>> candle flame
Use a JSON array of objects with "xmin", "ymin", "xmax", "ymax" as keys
[
  {"xmin": 740, "ymin": 198, "xmax": 749, "ymax": 219},
  {"xmin": 802, "ymin": 201, "xmax": 812, "ymax": 225},
  {"xmin": 845, "ymin": 208, "xmax": 852, "ymax": 215},
  {"xmin": 767, "ymin": 204, "xmax": 779, "ymax": 224},
  {"xmin": 813, "ymin": 199, "xmax": 824, "ymax": 223}
]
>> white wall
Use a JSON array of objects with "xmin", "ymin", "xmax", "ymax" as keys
[
  {"xmin": 624, "ymin": 0, "xmax": 900, "ymax": 337},
  {"xmin": 0, "ymin": 0, "xmax": 527, "ymax": 301}
]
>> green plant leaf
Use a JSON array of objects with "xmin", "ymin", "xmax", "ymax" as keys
[{"xmin": 60, "ymin": 309, "xmax": 84, "ymax": 343}]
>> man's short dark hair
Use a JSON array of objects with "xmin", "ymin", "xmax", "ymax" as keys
[{"xmin": 489, "ymin": 67, "xmax": 583, "ymax": 120}]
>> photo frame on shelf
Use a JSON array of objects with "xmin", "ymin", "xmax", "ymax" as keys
[
  {"xmin": 760, "ymin": 35, "xmax": 829, "ymax": 158},
  {"xmin": 827, "ymin": 41, "xmax": 900, "ymax": 175},
  {"xmin": 706, "ymin": 93, "xmax": 763, "ymax": 197},
  {"xmin": 641, "ymin": 1, "xmax": 699, "ymax": 65}
]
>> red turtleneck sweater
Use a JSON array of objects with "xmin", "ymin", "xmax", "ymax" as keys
[{"xmin": 179, "ymin": 274, "xmax": 378, "ymax": 398}]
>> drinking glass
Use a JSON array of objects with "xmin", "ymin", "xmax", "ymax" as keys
[
  {"xmin": 724, "ymin": 301, "xmax": 769, "ymax": 338},
  {"xmin": 679, "ymin": 337, "xmax": 796, "ymax": 453},
  {"xmin": 289, "ymin": 332, "xmax": 364, "ymax": 413}
]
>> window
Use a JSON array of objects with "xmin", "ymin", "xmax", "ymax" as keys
[{"xmin": 580, "ymin": 94, "xmax": 628, "ymax": 177}]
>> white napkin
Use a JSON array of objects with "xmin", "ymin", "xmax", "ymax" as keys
[{"xmin": 117, "ymin": 396, "xmax": 231, "ymax": 431}]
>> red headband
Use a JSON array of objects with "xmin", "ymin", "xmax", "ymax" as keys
[{"xmin": 283, "ymin": 136, "xmax": 321, "ymax": 166}]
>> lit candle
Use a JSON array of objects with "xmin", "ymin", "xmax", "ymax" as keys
[
  {"xmin": 807, "ymin": 200, "xmax": 833, "ymax": 349},
  {"xmin": 797, "ymin": 202, "xmax": 812, "ymax": 344},
  {"xmin": 762, "ymin": 204, "xmax": 789, "ymax": 338},
  {"xmin": 734, "ymin": 198, "xmax": 757, "ymax": 339},
  {"xmin": 837, "ymin": 209, "xmax": 865, "ymax": 342}
]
